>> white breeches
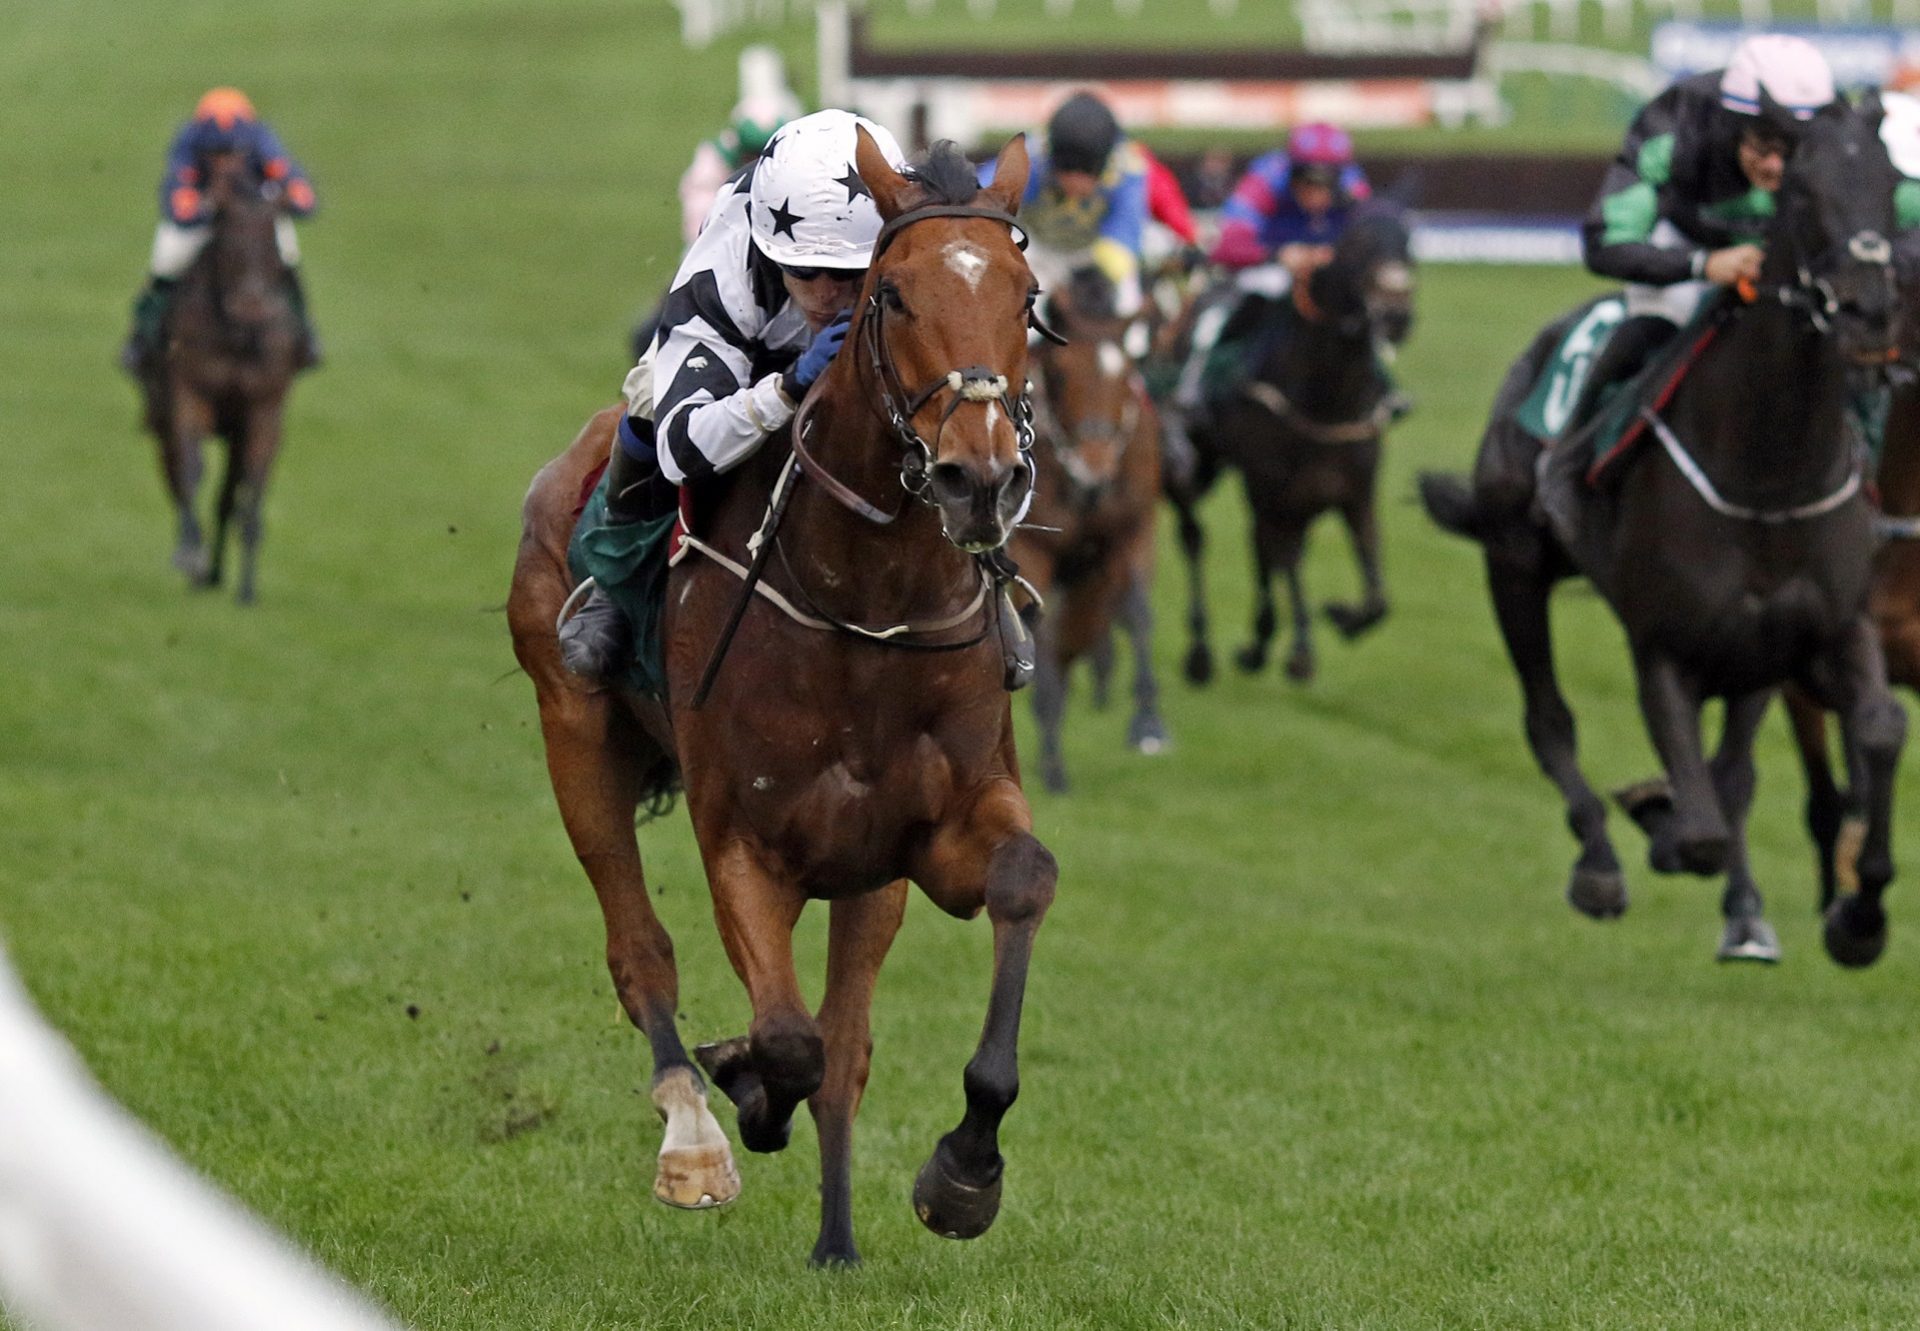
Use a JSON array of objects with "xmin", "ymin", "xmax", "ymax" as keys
[
  {"xmin": 1623, "ymin": 220, "xmax": 1706, "ymax": 326},
  {"xmin": 149, "ymin": 218, "xmax": 301, "ymax": 279}
]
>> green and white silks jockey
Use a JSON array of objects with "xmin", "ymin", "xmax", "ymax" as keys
[{"xmin": 1566, "ymin": 34, "xmax": 1920, "ymax": 462}]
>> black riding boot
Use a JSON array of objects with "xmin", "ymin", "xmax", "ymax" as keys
[
  {"xmin": 284, "ymin": 268, "xmax": 322, "ymax": 370},
  {"xmin": 1561, "ymin": 314, "xmax": 1670, "ymax": 449},
  {"xmin": 120, "ymin": 277, "xmax": 177, "ymax": 374},
  {"xmin": 558, "ymin": 426, "xmax": 678, "ymax": 681}
]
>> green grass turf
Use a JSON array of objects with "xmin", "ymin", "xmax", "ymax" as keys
[{"xmin": 7, "ymin": 3, "xmax": 1920, "ymax": 1328}]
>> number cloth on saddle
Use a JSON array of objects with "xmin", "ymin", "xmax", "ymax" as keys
[
  {"xmin": 1515, "ymin": 291, "xmax": 1724, "ymax": 485},
  {"xmin": 567, "ymin": 466, "xmax": 682, "ymax": 696}
]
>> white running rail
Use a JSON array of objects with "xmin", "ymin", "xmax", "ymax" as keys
[{"xmin": 0, "ymin": 944, "xmax": 408, "ymax": 1331}]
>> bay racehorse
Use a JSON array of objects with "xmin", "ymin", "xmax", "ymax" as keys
[
  {"xmin": 137, "ymin": 156, "xmax": 303, "ymax": 604},
  {"xmin": 508, "ymin": 134, "xmax": 1057, "ymax": 1265},
  {"xmin": 1012, "ymin": 268, "xmax": 1166, "ymax": 793},
  {"xmin": 1785, "ymin": 363, "xmax": 1920, "ymax": 911},
  {"xmin": 1421, "ymin": 100, "xmax": 1906, "ymax": 966},
  {"xmin": 1168, "ymin": 208, "xmax": 1415, "ymax": 685}
]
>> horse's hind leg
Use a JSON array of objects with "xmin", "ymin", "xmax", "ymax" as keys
[
  {"xmin": 533, "ymin": 683, "xmax": 738, "ymax": 1208},
  {"xmin": 807, "ymin": 882, "xmax": 908, "ymax": 1267},
  {"xmin": 231, "ymin": 397, "xmax": 287, "ymax": 604},
  {"xmin": 1784, "ymin": 687, "xmax": 1852, "ymax": 913},
  {"xmin": 1712, "ymin": 689, "xmax": 1781, "ymax": 964},
  {"xmin": 1806, "ymin": 619, "xmax": 1907, "ymax": 968},
  {"xmin": 1324, "ymin": 491, "xmax": 1389, "ymax": 640},
  {"xmin": 162, "ymin": 391, "xmax": 213, "ymax": 581},
  {"xmin": 910, "ymin": 783, "xmax": 1056, "ymax": 1241},
  {"xmin": 1486, "ymin": 545, "xmax": 1626, "ymax": 917}
]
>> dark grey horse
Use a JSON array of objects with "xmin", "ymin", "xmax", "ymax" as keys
[
  {"xmin": 1168, "ymin": 209, "xmax": 1416, "ymax": 685},
  {"xmin": 139, "ymin": 162, "xmax": 303, "ymax": 604},
  {"xmin": 1421, "ymin": 100, "xmax": 1906, "ymax": 966}
]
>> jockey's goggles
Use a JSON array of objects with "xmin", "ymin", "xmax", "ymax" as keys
[{"xmin": 779, "ymin": 262, "xmax": 868, "ymax": 283}]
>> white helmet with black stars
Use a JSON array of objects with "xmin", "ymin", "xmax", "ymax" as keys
[{"xmin": 747, "ymin": 109, "xmax": 907, "ymax": 269}]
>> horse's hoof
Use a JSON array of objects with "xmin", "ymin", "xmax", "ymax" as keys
[
  {"xmin": 1284, "ymin": 652, "xmax": 1315, "ymax": 684},
  {"xmin": 1234, "ymin": 644, "xmax": 1266, "ymax": 675},
  {"xmin": 1676, "ymin": 835, "xmax": 1730, "ymax": 878},
  {"xmin": 1127, "ymin": 713, "xmax": 1169, "ymax": 755},
  {"xmin": 694, "ymin": 1037, "xmax": 754, "ymax": 1105},
  {"xmin": 1323, "ymin": 601, "xmax": 1387, "ymax": 640},
  {"xmin": 1823, "ymin": 896, "xmax": 1888, "ymax": 969},
  {"xmin": 1566, "ymin": 866, "xmax": 1628, "ymax": 920},
  {"xmin": 654, "ymin": 1142, "xmax": 741, "ymax": 1209},
  {"xmin": 1716, "ymin": 916, "xmax": 1781, "ymax": 965},
  {"xmin": 172, "ymin": 546, "xmax": 210, "ymax": 580},
  {"xmin": 808, "ymin": 1244, "xmax": 862, "ymax": 1269},
  {"xmin": 651, "ymin": 1065, "xmax": 741, "ymax": 1209},
  {"xmin": 912, "ymin": 1141, "xmax": 1002, "ymax": 1241},
  {"xmin": 1183, "ymin": 644, "xmax": 1214, "ymax": 687}
]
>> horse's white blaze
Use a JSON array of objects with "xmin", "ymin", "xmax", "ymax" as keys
[
  {"xmin": 1097, "ymin": 341, "xmax": 1126, "ymax": 380},
  {"xmin": 944, "ymin": 242, "xmax": 988, "ymax": 291},
  {"xmin": 984, "ymin": 401, "xmax": 1000, "ymax": 433},
  {"xmin": 651, "ymin": 1065, "xmax": 740, "ymax": 1209}
]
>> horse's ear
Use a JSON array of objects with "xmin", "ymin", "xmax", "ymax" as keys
[
  {"xmin": 854, "ymin": 126, "xmax": 915, "ymax": 222},
  {"xmin": 1859, "ymin": 87, "xmax": 1886, "ymax": 126},
  {"xmin": 980, "ymin": 133, "xmax": 1031, "ymax": 216}
]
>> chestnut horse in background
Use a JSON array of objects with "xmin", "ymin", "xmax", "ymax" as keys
[
  {"xmin": 1788, "ymin": 374, "xmax": 1920, "ymax": 911},
  {"xmin": 509, "ymin": 134, "xmax": 1055, "ymax": 1266},
  {"xmin": 137, "ymin": 157, "xmax": 303, "ymax": 604},
  {"xmin": 1013, "ymin": 268, "xmax": 1166, "ymax": 793}
]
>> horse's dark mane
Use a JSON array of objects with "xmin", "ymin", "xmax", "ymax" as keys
[{"xmin": 902, "ymin": 140, "xmax": 983, "ymax": 207}]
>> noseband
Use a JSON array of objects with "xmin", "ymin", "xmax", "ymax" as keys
[{"xmin": 791, "ymin": 202, "xmax": 1058, "ymax": 527}]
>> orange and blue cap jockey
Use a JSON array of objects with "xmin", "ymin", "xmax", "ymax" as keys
[{"xmin": 160, "ymin": 87, "xmax": 316, "ymax": 226}]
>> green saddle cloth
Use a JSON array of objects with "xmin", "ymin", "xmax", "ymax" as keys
[
  {"xmin": 566, "ymin": 467, "xmax": 680, "ymax": 697},
  {"xmin": 1512, "ymin": 295, "xmax": 1628, "ymax": 445}
]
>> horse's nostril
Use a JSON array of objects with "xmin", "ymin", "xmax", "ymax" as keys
[{"xmin": 928, "ymin": 461, "xmax": 975, "ymax": 508}]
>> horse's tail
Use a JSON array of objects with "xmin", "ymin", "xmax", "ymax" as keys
[
  {"xmin": 1758, "ymin": 576, "xmax": 1829, "ymax": 660},
  {"xmin": 1417, "ymin": 471, "xmax": 1488, "ymax": 545}
]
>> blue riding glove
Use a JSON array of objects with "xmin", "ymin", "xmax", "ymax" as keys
[{"xmin": 782, "ymin": 312, "xmax": 851, "ymax": 401}]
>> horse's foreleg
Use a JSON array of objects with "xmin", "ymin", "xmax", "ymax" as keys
[
  {"xmin": 1784, "ymin": 686, "xmax": 1850, "ymax": 913},
  {"xmin": 163, "ymin": 391, "xmax": 213, "ymax": 581},
  {"xmin": 202, "ymin": 436, "xmax": 245, "ymax": 589},
  {"xmin": 911, "ymin": 783, "xmax": 1056, "ymax": 1241},
  {"xmin": 1171, "ymin": 488, "xmax": 1213, "ymax": 685},
  {"xmin": 536, "ymin": 685, "xmax": 735, "ymax": 1209},
  {"xmin": 1486, "ymin": 547, "xmax": 1625, "ymax": 917},
  {"xmin": 807, "ymin": 882, "xmax": 908, "ymax": 1267},
  {"xmin": 1324, "ymin": 493, "xmax": 1389, "ymax": 640},
  {"xmin": 1806, "ymin": 619, "xmax": 1908, "ymax": 968},
  {"xmin": 1235, "ymin": 513, "xmax": 1285, "ymax": 677},
  {"xmin": 1711, "ymin": 689, "xmax": 1780, "ymax": 963},
  {"xmin": 699, "ymin": 840, "xmax": 820, "ymax": 1155},
  {"xmin": 232, "ymin": 397, "xmax": 286, "ymax": 605},
  {"xmin": 1631, "ymin": 648, "xmax": 1726, "ymax": 876}
]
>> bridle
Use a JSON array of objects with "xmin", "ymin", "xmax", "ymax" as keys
[
  {"xmin": 790, "ymin": 202, "xmax": 1061, "ymax": 529},
  {"xmin": 1751, "ymin": 151, "xmax": 1897, "ymax": 340},
  {"xmin": 1028, "ymin": 346, "xmax": 1140, "ymax": 500}
]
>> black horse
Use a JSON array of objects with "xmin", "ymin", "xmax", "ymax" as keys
[
  {"xmin": 1167, "ymin": 208, "xmax": 1416, "ymax": 685},
  {"xmin": 1421, "ymin": 99, "xmax": 1906, "ymax": 966}
]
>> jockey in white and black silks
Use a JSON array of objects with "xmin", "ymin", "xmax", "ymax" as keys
[
  {"xmin": 560, "ymin": 109, "xmax": 909, "ymax": 681},
  {"xmin": 121, "ymin": 87, "xmax": 321, "ymax": 374}
]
